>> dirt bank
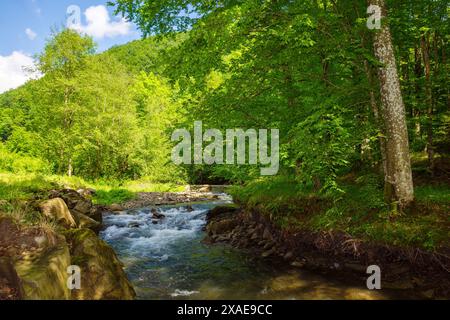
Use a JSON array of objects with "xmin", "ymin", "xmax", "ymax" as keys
[{"xmin": 204, "ymin": 205, "xmax": 450, "ymax": 299}]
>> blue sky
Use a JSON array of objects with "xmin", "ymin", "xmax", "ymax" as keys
[{"xmin": 0, "ymin": 0, "xmax": 142, "ymax": 93}]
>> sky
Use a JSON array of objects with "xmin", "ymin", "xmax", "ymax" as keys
[{"xmin": 0, "ymin": 0, "xmax": 142, "ymax": 93}]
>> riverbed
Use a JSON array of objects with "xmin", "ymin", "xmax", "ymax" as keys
[{"xmin": 100, "ymin": 196, "xmax": 405, "ymax": 300}]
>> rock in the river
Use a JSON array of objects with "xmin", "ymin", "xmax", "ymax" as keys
[
  {"xmin": 109, "ymin": 204, "xmax": 124, "ymax": 212},
  {"xmin": 151, "ymin": 209, "xmax": 166, "ymax": 220},
  {"xmin": 39, "ymin": 198, "xmax": 77, "ymax": 229},
  {"xmin": 128, "ymin": 222, "xmax": 140, "ymax": 228},
  {"xmin": 65, "ymin": 229, "xmax": 136, "ymax": 300}
]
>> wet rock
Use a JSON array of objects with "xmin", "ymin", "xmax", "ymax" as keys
[
  {"xmin": 186, "ymin": 205, "xmax": 194, "ymax": 212},
  {"xmin": 128, "ymin": 222, "xmax": 140, "ymax": 228},
  {"xmin": 109, "ymin": 204, "xmax": 124, "ymax": 212},
  {"xmin": 39, "ymin": 198, "xmax": 77, "ymax": 229},
  {"xmin": 152, "ymin": 212, "xmax": 166, "ymax": 220}
]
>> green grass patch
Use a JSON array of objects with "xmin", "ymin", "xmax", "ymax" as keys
[{"xmin": 233, "ymin": 174, "xmax": 449, "ymax": 251}]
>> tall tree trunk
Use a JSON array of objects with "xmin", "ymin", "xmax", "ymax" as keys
[
  {"xmin": 363, "ymin": 59, "xmax": 387, "ymax": 174},
  {"xmin": 421, "ymin": 34, "xmax": 435, "ymax": 172},
  {"xmin": 372, "ymin": 0, "xmax": 414, "ymax": 208}
]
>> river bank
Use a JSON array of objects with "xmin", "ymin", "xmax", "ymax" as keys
[
  {"xmin": 204, "ymin": 204, "xmax": 450, "ymax": 299},
  {"xmin": 0, "ymin": 188, "xmax": 135, "ymax": 300}
]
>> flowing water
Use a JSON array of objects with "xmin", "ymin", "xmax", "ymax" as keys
[{"xmin": 100, "ymin": 195, "xmax": 406, "ymax": 300}]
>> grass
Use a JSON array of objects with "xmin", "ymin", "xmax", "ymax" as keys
[
  {"xmin": 0, "ymin": 172, "xmax": 186, "ymax": 207},
  {"xmin": 231, "ymin": 175, "xmax": 450, "ymax": 251}
]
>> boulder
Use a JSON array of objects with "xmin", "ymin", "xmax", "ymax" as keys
[
  {"xmin": 88, "ymin": 207, "xmax": 103, "ymax": 224},
  {"xmin": 14, "ymin": 237, "xmax": 72, "ymax": 300},
  {"xmin": 77, "ymin": 188, "xmax": 96, "ymax": 198},
  {"xmin": 207, "ymin": 218, "xmax": 238, "ymax": 236},
  {"xmin": 65, "ymin": 229, "xmax": 135, "ymax": 300},
  {"xmin": 39, "ymin": 198, "xmax": 77, "ymax": 229},
  {"xmin": 71, "ymin": 211, "xmax": 101, "ymax": 234},
  {"xmin": 109, "ymin": 204, "xmax": 124, "ymax": 212},
  {"xmin": 72, "ymin": 200, "xmax": 93, "ymax": 216},
  {"xmin": 49, "ymin": 189, "xmax": 82, "ymax": 209}
]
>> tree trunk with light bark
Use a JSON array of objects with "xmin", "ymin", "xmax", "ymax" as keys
[{"xmin": 372, "ymin": 0, "xmax": 414, "ymax": 208}]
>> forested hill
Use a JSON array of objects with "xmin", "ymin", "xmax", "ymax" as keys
[
  {"xmin": 1, "ymin": 0, "xmax": 449, "ymax": 210},
  {"xmin": 0, "ymin": 32, "xmax": 186, "ymax": 183}
]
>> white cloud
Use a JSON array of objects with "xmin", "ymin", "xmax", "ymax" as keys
[
  {"xmin": 25, "ymin": 28, "xmax": 37, "ymax": 40},
  {"xmin": 70, "ymin": 5, "xmax": 131, "ymax": 39},
  {"xmin": 0, "ymin": 52, "xmax": 40, "ymax": 93}
]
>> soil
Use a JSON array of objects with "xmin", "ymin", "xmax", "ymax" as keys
[{"xmin": 204, "ymin": 206, "xmax": 450, "ymax": 299}]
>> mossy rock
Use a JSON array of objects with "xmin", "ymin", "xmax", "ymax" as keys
[
  {"xmin": 65, "ymin": 229, "xmax": 135, "ymax": 300},
  {"xmin": 14, "ymin": 241, "xmax": 71, "ymax": 300}
]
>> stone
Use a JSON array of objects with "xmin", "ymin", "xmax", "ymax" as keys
[
  {"xmin": 77, "ymin": 188, "xmax": 96, "ymax": 198},
  {"xmin": 283, "ymin": 252, "xmax": 294, "ymax": 261},
  {"xmin": 38, "ymin": 198, "xmax": 77, "ymax": 229},
  {"xmin": 207, "ymin": 219, "xmax": 238, "ymax": 236},
  {"xmin": 109, "ymin": 204, "xmax": 124, "ymax": 212},
  {"xmin": 152, "ymin": 212, "xmax": 166, "ymax": 220},
  {"xmin": 0, "ymin": 257, "xmax": 23, "ymax": 300},
  {"xmin": 291, "ymin": 260, "xmax": 306, "ymax": 268},
  {"xmin": 128, "ymin": 222, "xmax": 140, "ymax": 228},
  {"xmin": 65, "ymin": 229, "xmax": 136, "ymax": 300},
  {"xmin": 14, "ymin": 237, "xmax": 71, "ymax": 300},
  {"xmin": 88, "ymin": 207, "xmax": 103, "ymax": 224},
  {"xmin": 72, "ymin": 200, "xmax": 93, "ymax": 216},
  {"xmin": 72, "ymin": 211, "xmax": 101, "ymax": 234},
  {"xmin": 262, "ymin": 228, "xmax": 272, "ymax": 241},
  {"xmin": 262, "ymin": 248, "xmax": 276, "ymax": 258},
  {"xmin": 49, "ymin": 189, "xmax": 83, "ymax": 209}
]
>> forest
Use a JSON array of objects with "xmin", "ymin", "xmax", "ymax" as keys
[{"xmin": 0, "ymin": 0, "xmax": 449, "ymax": 300}]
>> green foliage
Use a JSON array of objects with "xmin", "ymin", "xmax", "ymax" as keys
[
  {"xmin": 93, "ymin": 189, "xmax": 136, "ymax": 206},
  {"xmin": 0, "ymin": 144, "xmax": 51, "ymax": 175}
]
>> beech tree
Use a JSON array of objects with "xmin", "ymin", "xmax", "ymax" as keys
[{"xmin": 372, "ymin": 0, "xmax": 414, "ymax": 207}]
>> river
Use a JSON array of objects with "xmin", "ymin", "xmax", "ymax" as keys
[{"xmin": 100, "ymin": 195, "xmax": 408, "ymax": 300}]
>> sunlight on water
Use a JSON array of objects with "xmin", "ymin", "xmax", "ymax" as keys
[{"xmin": 101, "ymin": 198, "xmax": 392, "ymax": 300}]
